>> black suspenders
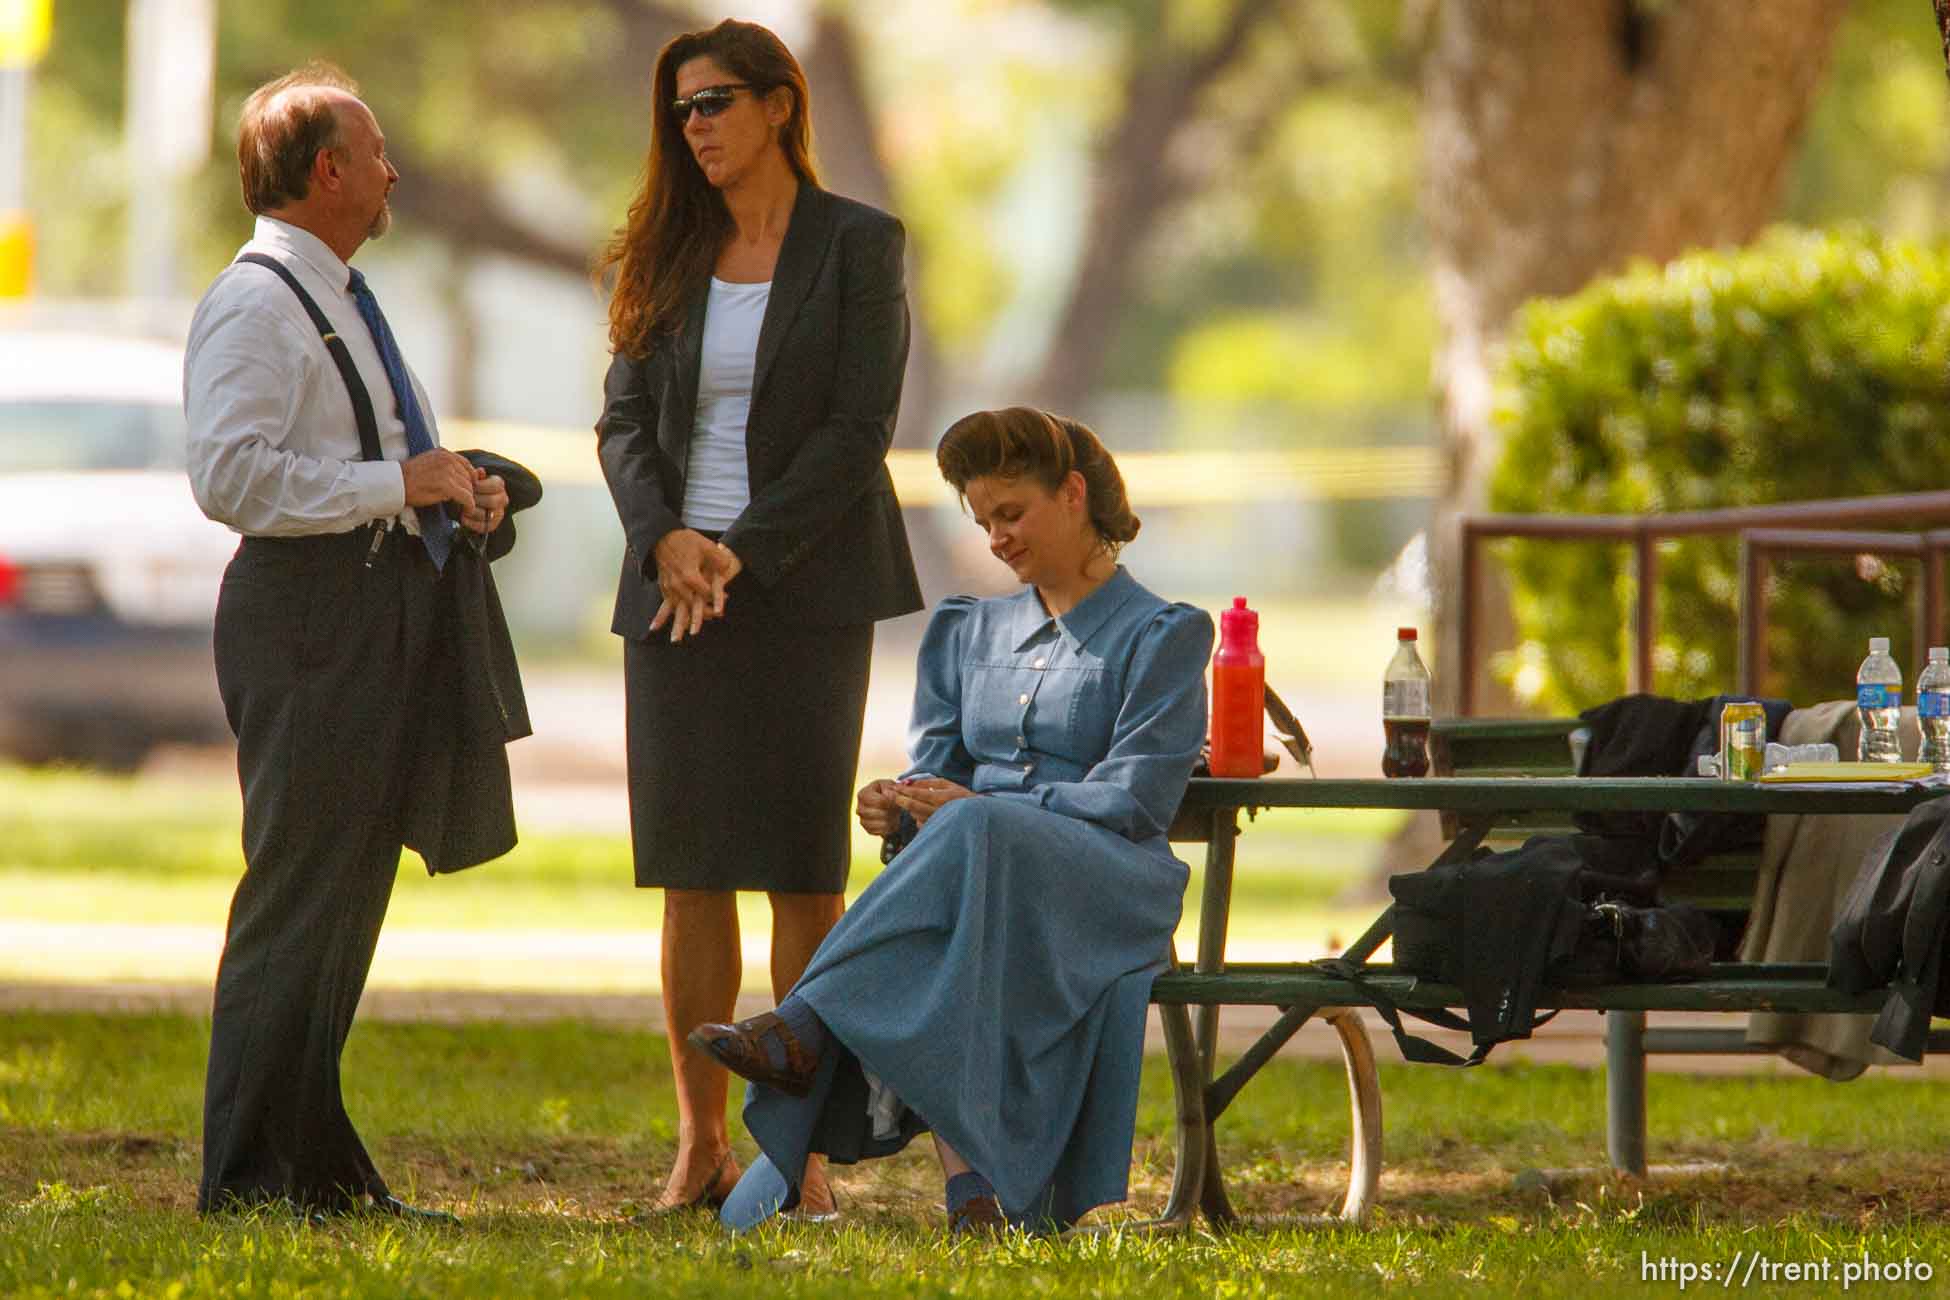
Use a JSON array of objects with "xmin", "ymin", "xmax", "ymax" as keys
[{"xmin": 235, "ymin": 253, "xmax": 383, "ymax": 464}]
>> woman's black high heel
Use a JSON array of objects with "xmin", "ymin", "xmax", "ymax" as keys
[{"xmin": 631, "ymin": 1152, "xmax": 736, "ymax": 1221}]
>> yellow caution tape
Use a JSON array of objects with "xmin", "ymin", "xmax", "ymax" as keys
[{"xmin": 444, "ymin": 420, "xmax": 1441, "ymax": 505}]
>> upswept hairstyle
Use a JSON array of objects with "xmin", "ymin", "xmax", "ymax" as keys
[
  {"xmin": 597, "ymin": 19, "xmax": 819, "ymax": 359},
  {"xmin": 936, "ymin": 407, "xmax": 1142, "ymax": 556},
  {"xmin": 237, "ymin": 61, "xmax": 360, "ymax": 215}
]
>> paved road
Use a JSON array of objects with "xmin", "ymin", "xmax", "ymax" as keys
[
  {"xmin": 145, "ymin": 646, "xmax": 1410, "ymax": 833},
  {"xmin": 121, "ymin": 662, "xmax": 1409, "ymax": 828},
  {"xmin": 489, "ymin": 662, "xmax": 1398, "ymax": 832}
]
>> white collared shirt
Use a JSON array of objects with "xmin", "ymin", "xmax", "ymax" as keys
[{"xmin": 184, "ymin": 215, "xmax": 435, "ymax": 536}]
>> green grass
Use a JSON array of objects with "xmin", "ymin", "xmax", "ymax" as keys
[
  {"xmin": 0, "ymin": 765, "xmax": 1393, "ymax": 988},
  {"xmin": 4, "ymin": 1011, "xmax": 1949, "ymax": 1297}
]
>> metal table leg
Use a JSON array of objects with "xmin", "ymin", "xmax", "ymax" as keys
[
  {"xmin": 1325, "ymin": 1007, "xmax": 1382, "ymax": 1223},
  {"xmin": 1187, "ymin": 1001, "xmax": 1381, "ymax": 1227},
  {"xmin": 1140, "ymin": 803, "xmax": 1419, "ymax": 1230},
  {"xmin": 1606, "ymin": 1010, "xmax": 1648, "ymax": 1176},
  {"xmin": 1193, "ymin": 807, "xmax": 1239, "ymax": 1224},
  {"xmin": 1071, "ymin": 993, "xmax": 1206, "ymax": 1235}
]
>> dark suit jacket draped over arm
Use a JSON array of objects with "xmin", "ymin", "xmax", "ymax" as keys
[{"xmin": 595, "ymin": 185, "xmax": 924, "ymax": 634}]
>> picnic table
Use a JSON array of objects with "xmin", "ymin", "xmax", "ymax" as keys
[{"xmin": 1142, "ymin": 769, "xmax": 1950, "ymax": 1229}]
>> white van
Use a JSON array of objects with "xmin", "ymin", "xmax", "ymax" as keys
[{"xmin": 0, "ymin": 330, "xmax": 235, "ymax": 767}]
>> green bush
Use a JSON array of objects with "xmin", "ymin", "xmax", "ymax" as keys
[{"xmin": 1488, "ymin": 225, "xmax": 1950, "ymax": 712}]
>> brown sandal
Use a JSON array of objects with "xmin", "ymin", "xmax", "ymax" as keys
[
  {"xmin": 688, "ymin": 1011, "xmax": 821, "ymax": 1097},
  {"xmin": 948, "ymin": 1193, "xmax": 1006, "ymax": 1235}
]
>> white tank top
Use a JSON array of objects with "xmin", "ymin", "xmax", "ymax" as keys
[{"xmin": 682, "ymin": 276, "xmax": 771, "ymax": 531}]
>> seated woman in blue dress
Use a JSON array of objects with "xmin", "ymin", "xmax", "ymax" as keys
[{"xmin": 691, "ymin": 406, "xmax": 1214, "ymax": 1232}]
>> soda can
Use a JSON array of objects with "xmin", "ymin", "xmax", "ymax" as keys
[{"xmin": 1718, "ymin": 701, "xmax": 1766, "ymax": 782}]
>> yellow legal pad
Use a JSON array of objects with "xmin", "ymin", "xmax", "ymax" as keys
[{"xmin": 1758, "ymin": 761, "xmax": 1935, "ymax": 783}]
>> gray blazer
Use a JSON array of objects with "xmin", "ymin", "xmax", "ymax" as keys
[{"xmin": 596, "ymin": 185, "xmax": 923, "ymax": 633}]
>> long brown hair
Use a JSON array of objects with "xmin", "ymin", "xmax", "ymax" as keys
[{"xmin": 597, "ymin": 19, "xmax": 819, "ymax": 359}]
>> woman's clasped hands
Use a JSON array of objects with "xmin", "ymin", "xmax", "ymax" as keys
[
  {"xmin": 856, "ymin": 776, "xmax": 977, "ymax": 836},
  {"xmin": 650, "ymin": 527, "xmax": 744, "ymax": 642}
]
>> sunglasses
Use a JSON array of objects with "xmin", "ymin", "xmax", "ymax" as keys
[{"xmin": 670, "ymin": 83, "xmax": 755, "ymax": 124}]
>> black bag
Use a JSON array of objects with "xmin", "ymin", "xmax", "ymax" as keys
[
  {"xmin": 1383, "ymin": 837, "xmax": 1586, "ymax": 1064},
  {"xmin": 1554, "ymin": 898, "xmax": 1718, "ymax": 985},
  {"xmin": 1328, "ymin": 835, "xmax": 1714, "ymax": 1066}
]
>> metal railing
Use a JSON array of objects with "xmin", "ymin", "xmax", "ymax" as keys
[{"xmin": 1458, "ymin": 491, "xmax": 1950, "ymax": 715}]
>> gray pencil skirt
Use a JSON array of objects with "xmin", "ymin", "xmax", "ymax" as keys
[{"xmin": 622, "ymin": 593, "xmax": 873, "ymax": 894}]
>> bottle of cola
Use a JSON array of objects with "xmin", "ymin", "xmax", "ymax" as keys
[{"xmin": 1382, "ymin": 627, "xmax": 1431, "ymax": 778}]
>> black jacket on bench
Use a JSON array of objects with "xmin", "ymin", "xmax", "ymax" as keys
[
  {"xmin": 1575, "ymin": 692, "xmax": 1793, "ymax": 869},
  {"xmin": 1829, "ymin": 797, "xmax": 1950, "ymax": 1061}
]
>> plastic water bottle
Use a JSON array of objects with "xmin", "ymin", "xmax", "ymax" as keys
[
  {"xmin": 1856, "ymin": 636, "xmax": 1903, "ymax": 763},
  {"xmin": 1382, "ymin": 627, "xmax": 1432, "ymax": 777},
  {"xmin": 1919, "ymin": 646, "xmax": 1950, "ymax": 773}
]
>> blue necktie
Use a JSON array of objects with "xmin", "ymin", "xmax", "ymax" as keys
[{"xmin": 347, "ymin": 267, "xmax": 454, "ymax": 571}]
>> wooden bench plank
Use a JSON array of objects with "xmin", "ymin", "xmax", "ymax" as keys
[
  {"xmin": 1177, "ymin": 775, "xmax": 1941, "ymax": 815},
  {"xmin": 1151, "ymin": 966, "xmax": 1886, "ymax": 1015},
  {"xmin": 1432, "ymin": 717, "xmax": 1581, "ymax": 776}
]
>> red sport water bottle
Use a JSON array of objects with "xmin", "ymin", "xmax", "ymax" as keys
[{"xmin": 1209, "ymin": 597, "xmax": 1265, "ymax": 778}]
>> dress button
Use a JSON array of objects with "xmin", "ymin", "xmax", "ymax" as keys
[{"xmin": 1018, "ymin": 692, "xmax": 1029, "ymax": 705}]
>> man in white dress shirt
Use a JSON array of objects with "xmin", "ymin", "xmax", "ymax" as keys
[{"xmin": 184, "ymin": 62, "xmax": 502, "ymax": 1222}]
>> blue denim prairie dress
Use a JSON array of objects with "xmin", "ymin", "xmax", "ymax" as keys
[{"xmin": 724, "ymin": 567, "xmax": 1214, "ymax": 1229}]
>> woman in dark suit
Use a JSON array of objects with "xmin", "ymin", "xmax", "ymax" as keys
[{"xmin": 594, "ymin": 17, "xmax": 921, "ymax": 1217}]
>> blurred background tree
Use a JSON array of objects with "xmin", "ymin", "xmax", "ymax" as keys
[
  {"xmin": 1420, "ymin": 0, "xmax": 1850, "ymax": 712},
  {"xmin": 27, "ymin": 0, "xmax": 1443, "ymax": 603},
  {"xmin": 1490, "ymin": 227, "xmax": 1950, "ymax": 712},
  {"xmin": 1480, "ymin": 0, "xmax": 1950, "ymax": 712},
  {"xmin": 23, "ymin": 0, "xmax": 1950, "ymax": 669}
]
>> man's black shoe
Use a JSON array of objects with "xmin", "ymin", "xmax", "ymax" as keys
[{"xmin": 366, "ymin": 1194, "xmax": 461, "ymax": 1227}]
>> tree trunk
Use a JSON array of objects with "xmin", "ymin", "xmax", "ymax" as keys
[
  {"xmin": 1424, "ymin": 0, "xmax": 1848, "ymax": 715},
  {"xmin": 1025, "ymin": 0, "xmax": 1294, "ymax": 416},
  {"xmin": 801, "ymin": 10, "xmax": 942, "ymax": 453},
  {"xmin": 799, "ymin": 11, "xmax": 973, "ymax": 600}
]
